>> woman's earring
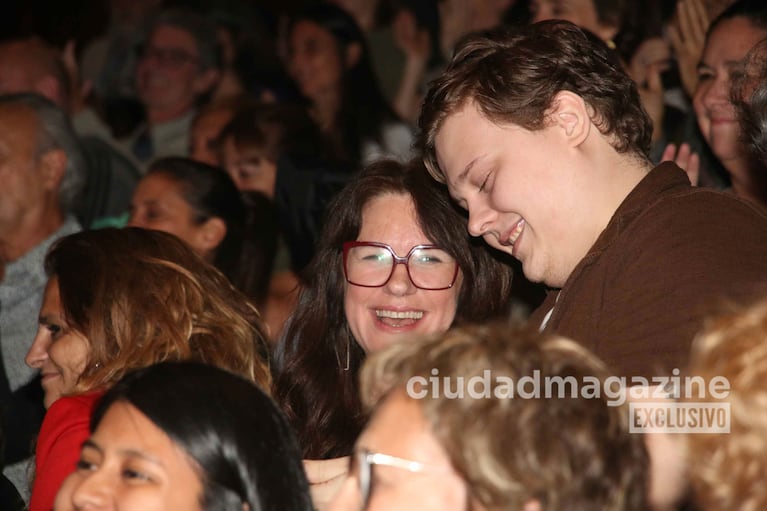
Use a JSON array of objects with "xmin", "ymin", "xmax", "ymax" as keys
[{"xmin": 344, "ymin": 337, "xmax": 350, "ymax": 371}]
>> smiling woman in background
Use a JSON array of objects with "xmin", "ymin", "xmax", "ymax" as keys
[
  {"xmin": 129, "ymin": 157, "xmax": 279, "ymax": 327},
  {"xmin": 693, "ymin": 0, "xmax": 767, "ymax": 205},
  {"xmin": 286, "ymin": 2, "xmax": 414, "ymax": 167},
  {"xmin": 24, "ymin": 227, "xmax": 271, "ymax": 511}
]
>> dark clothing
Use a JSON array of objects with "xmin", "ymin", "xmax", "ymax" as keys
[
  {"xmin": 530, "ymin": 162, "xmax": 767, "ymax": 377},
  {"xmin": 76, "ymin": 136, "xmax": 141, "ymax": 229},
  {"xmin": 0, "ymin": 474, "xmax": 24, "ymax": 511},
  {"xmin": 274, "ymin": 156, "xmax": 352, "ymax": 273}
]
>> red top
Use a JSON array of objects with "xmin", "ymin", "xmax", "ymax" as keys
[{"xmin": 29, "ymin": 392, "xmax": 103, "ymax": 511}]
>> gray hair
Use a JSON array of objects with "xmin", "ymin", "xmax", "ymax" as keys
[
  {"xmin": 0, "ymin": 93, "xmax": 86, "ymax": 213},
  {"xmin": 141, "ymin": 7, "xmax": 222, "ymax": 71}
]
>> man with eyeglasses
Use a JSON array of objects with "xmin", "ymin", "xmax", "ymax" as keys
[{"xmin": 127, "ymin": 8, "xmax": 221, "ymax": 169}]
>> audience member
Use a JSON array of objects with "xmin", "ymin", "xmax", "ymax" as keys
[
  {"xmin": 692, "ymin": 0, "xmax": 767, "ymax": 205},
  {"xmin": 669, "ymin": 0, "xmax": 738, "ymax": 99},
  {"xmin": 54, "ymin": 361, "xmax": 312, "ymax": 511},
  {"xmin": 273, "ymin": 159, "xmax": 512, "ymax": 509},
  {"xmin": 0, "ymin": 37, "xmax": 141, "ymax": 227},
  {"xmin": 23, "ymin": 227, "xmax": 271, "ymax": 511},
  {"xmin": 125, "ymin": 7, "xmax": 221, "ymax": 169},
  {"xmin": 682, "ymin": 44, "xmax": 767, "ymax": 508},
  {"xmin": 206, "ymin": 5, "xmax": 291, "ymax": 104},
  {"xmin": 0, "ymin": 93, "xmax": 84, "ymax": 495},
  {"xmin": 686, "ymin": 296, "xmax": 767, "ymax": 510},
  {"xmin": 217, "ymin": 102, "xmax": 330, "ymax": 337},
  {"xmin": 419, "ymin": 21, "xmax": 767, "ymax": 378},
  {"xmin": 128, "ymin": 157, "xmax": 278, "ymax": 322},
  {"xmin": 330, "ymin": 322, "xmax": 649, "ymax": 511},
  {"xmin": 218, "ymin": 102, "xmax": 326, "ymax": 197},
  {"xmin": 189, "ymin": 94, "xmax": 256, "ymax": 166},
  {"xmin": 286, "ymin": 2, "xmax": 414, "ymax": 167}
]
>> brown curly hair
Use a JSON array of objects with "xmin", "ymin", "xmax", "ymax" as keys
[{"xmin": 46, "ymin": 227, "xmax": 271, "ymax": 394}]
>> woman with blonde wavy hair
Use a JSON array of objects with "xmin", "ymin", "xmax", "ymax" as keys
[
  {"xmin": 329, "ymin": 322, "xmax": 649, "ymax": 511},
  {"xmin": 23, "ymin": 227, "xmax": 271, "ymax": 511},
  {"xmin": 687, "ymin": 297, "xmax": 767, "ymax": 511}
]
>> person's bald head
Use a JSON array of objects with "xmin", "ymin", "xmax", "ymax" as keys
[{"xmin": 0, "ymin": 37, "xmax": 71, "ymax": 110}]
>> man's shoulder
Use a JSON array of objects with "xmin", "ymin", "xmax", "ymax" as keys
[
  {"xmin": 1, "ymin": 217, "xmax": 80, "ymax": 288},
  {"xmin": 624, "ymin": 186, "xmax": 767, "ymax": 252}
]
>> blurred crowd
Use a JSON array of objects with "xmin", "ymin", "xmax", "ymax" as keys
[{"xmin": 2, "ymin": 0, "xmax": 767, "ymax": 510}]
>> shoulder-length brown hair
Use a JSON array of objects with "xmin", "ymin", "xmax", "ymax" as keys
[
  {"xmin": 273, "ymin": 159, "xmax": 513, "ymax": 458},
  {"xmin": 47, "ymin": 227, "xmax": 271, "ymax": 393}
]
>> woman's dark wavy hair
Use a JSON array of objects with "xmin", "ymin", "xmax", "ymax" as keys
[
  {"xmin": 273, "ymin": 159, "xmax": 513, "ymax": 459},
  {"xmin": 420, "ymin": 20, "xmax": 652, "ymax": 182},
  {"xmin": 147, "ymin": 157, "xmax": 276, "ymax": 305},
  {"xmin": 287, "ymin": 2, "xmax": 401, "ymax": 165},
  {"xmin": 91, "ymin": 362, "xmax": 312, "ymax": 511}
]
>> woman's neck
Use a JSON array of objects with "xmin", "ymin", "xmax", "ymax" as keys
[{"xmin": 311, "ymin": 90, "xmax": 341, "ymax": 134}]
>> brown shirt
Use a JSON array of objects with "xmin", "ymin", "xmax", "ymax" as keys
[{"xmin": 529, "ymin": 162, "xmax": 767, "ymax": 377}]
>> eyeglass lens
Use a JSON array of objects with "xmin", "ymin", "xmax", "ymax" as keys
[{"xmin": 345, "ymin": 244, "xmax": 456, "ymax": 290}]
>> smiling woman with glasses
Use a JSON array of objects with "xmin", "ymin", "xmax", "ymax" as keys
[
  {"xmin": 343, "ymin": 242, "xmax": 459, "ymax": 290},
  {"xmin": 273, "ymin": 158, "xmax": 513, "ymax": 509}
]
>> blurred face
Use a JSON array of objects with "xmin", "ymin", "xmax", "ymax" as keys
[
  {"xmin": 0, "ymin": 105, "xmax": 57, "ymax": 244},
  {"xmin": 128, "ymin": 173, "xmax": 210, "ymax": 256},
  {"xmin": 530, "ymin": 0, "xmax": 616, "ymax": 41},
  {"xmin": 54, "ymin": 401, "xmax": 203, "ymax": 511},
  {"xmin": 629, "ymin": 37, "xmax": 672, "ymax": 86},
  {"xmin": 693, "ymin": 17, "xmax": 767, "ymax": 168},
  {"xmin": 288, "ymin": 20, "xmax": 345, "ymax": 102},
  {"xmin": 344, "ymin": 193, "xmax": 462, "ymax": 353},
  {"xmin": 435, "ymin": 102, "xmax": 594, "ymax": 288},
  {"xmin": 25, "ymin": 276, "xmax": 89, "ymax": 408},
  {"xmin": 189, "ymin": 108, "xmax": 234, "ymax": 166},
  {"xmin": 329, "ymin": 391, "xmax": 470, "ymax": 511},
  {"xmin": 220, "ymin": 136, "xmax": 277, "ymax": 198},
  {"xmin": 136, "ymin": 25, "xmax": 213, "ymax": 120}
]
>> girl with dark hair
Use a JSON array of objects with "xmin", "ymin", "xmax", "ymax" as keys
[
  {"xmin": 272, "ymin": 159, "xmax": 513, "ymax": 508},
  {"xmin": 286, "ymin": 2, "xmax": 414, "ymax": 167},
  {"xmin": 24, "ymin": 228, "xmax": 271, "ymax": 511},
  {"xmin": 129, "ymin": 156, "xmax": 278, "ymax": 309},
  {"xmin": 54, "ymin": 361, "xmax": 312, "ymax": 511}
]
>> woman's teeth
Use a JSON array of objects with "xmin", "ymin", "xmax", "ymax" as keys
[{"xmin": 376, "ymin": 310, "xmax": 424, "ymax": 319}]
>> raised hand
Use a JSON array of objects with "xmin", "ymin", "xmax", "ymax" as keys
[
  {"xmin": 668, "ymin": 0, "xmax": 710, "ymax": 98},
  {"xmin": 662, "ymin": 142, "xmax": 701, "ymax": 186}
]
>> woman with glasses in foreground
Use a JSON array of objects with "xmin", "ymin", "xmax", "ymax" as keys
[
  {"xmin": 329, "ymin": 322, "xmax": 649, "ymax": 511},
  {"xmin": 273, "ymin": 159, "xmax": 513, "ymax": 509}
]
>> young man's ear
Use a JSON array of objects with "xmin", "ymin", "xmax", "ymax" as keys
[
  {"xmin": 551, "ymin": 90, "xmax": 591, "ymax": 148},
  {"xmin": 345, "ymin": 42, "xmax": 362, "ymax": 68},
  {"xmin": 195, "ymin": 217, "xmax": 227, "ymax": 255}
]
